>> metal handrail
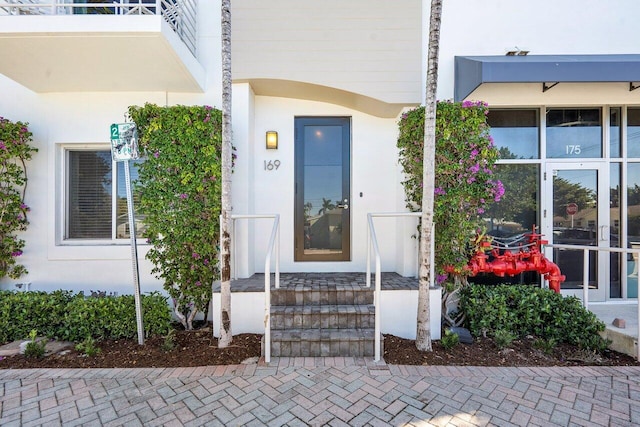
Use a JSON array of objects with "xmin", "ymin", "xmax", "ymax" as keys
[
  {"xmin": 0, "ymin": 0, "xmax": 197, "ymax": 56},
  {"xmin": 366, "ymin": 212, "xmax": 422, "ymax": 362},
  {"xmin": 231, "ymin": 214, "xmax": 280, "ymax": 363},
  {"xmin": 546, "ymin": 243, "xmax": 640, "ymax": 361}
]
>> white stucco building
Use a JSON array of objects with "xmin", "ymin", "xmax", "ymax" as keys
[{"xmin": 1, "ymin": 0, "xmax": 640, "ymax": 313}]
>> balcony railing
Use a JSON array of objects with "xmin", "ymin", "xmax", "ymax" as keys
[{"xmin": 0, "ymin": 0, "xmax": 197, "ymax": 56}]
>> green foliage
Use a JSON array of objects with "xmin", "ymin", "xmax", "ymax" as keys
[
  {"xmin": 128, "ymin": 104, "xmax": 224, "ymax": 329},
  {"xmin": 62, "ymin": 291, "xmax": 171, "ymax": 341},
  {"xmin": 0, "ymin": 290, "xmax": 73, "ymax": 343},
  {"xmin": 0, "ymin": 117, "xmax": 38, "ymax": 279},
  {"xmin": 460, "ymin": 284, "xmax": 609, "ymax": 351},
  {"xmin": 0, "ymin": 290, "xmax": 171, "ymax": 344},
  {"xmin": 533, "ymin": 337, "xmax": 557, "ymax": 355},
  {"xmin": 397, "ymin": 102, "xmax": 502, "ymax": 283},
  {"xmin": 23, "ymin": 329, "xmax": 47, "ymax": 358},
  {"xmin": 493, "ymin": 329, "xmax": 516, "ymax": 349},
  {"xmin": 75, "ymin": 336, "xmax": 101, "ymax": 357},
  {"xmin": 440, "ymin": 329, "xmax": 460, "ymax": 350},
  {"xmin": 161, "ymin": 329, "xmax": 177, "ymax": 352}
]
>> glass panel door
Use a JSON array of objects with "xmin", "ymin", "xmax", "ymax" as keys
[
  {"xmin": 544, "ymin": 163, "xmax": 608, "ymax": 301},
  {"xmin": 294, "ymin": 117, "xmax": 350, "ymax": 261}
]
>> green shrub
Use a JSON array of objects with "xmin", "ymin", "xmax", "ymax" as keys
[
  {"xmin": 129, "ymin": 104, "xmax": 224, "ymax": 330},
  {"xmin": 0, "ymin": 290, "xmax": 73, "ymax": 342},
  {"xmin": 440, "ymin": 329, "xmax": 460, "ymax": 350},
  {"xmin": 397, "ymin": 102, "xmax": 501, "ymax": 283},
  {"xmin": 23, "ymin": 329, "xmax": 47, "ymax": 359},
  {"xmin": 75, "ymin": 336, "xmax": 101, "ymax": 357},
  {"xmin": 0, "ymin": 290, "xmax": 171, "ymax": 344},
  {"xmin": 0, "ymin": 117, "xmax": 38, "ymax": 280},
  {"xmin": 533, "ymin": 337, "xmax": 557, "ymax": 355},
  {"xmin": 493, "ymin": 329, "xmax": 516, "ymax": 349},
  {"xmin": 460, "ymin": 284, "xmax": 608, "ymax": 351},
  {"xmin": 161, "ymin": 329, "xmax": 177, "ymax": 352}
]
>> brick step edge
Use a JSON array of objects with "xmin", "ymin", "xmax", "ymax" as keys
[
  {"xmin": 270, "ymin": 287, "xmax": 373, "ymax": 306},
  {"xmin": 270, "ymin": 305, "xmax": 375, "ymax": 330},
  {"xmin": 264, "ymin": 329, "xmax": 383, "ymax": 357}
]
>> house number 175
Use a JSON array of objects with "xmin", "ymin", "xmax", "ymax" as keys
[{"xmin": 264, "ymin": 160, "xmax": 281, "ymax": 170}]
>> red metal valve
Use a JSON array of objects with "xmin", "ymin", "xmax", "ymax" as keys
[{"xmin": 452, "ymin": 226, "xmax": 565, "ymax": 293}]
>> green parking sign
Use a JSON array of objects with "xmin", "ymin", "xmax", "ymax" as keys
[{"xmin": 110, "ymin": 123, "xmax": 139, "ymax": 162}]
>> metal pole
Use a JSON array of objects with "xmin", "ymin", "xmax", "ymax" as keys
[
  {"xmin": 125, "ymin": 160, "xmax": 144, "ymax": 345},
  {"xmin": 582, "ymin": 249, "xmax": 589, "ymax": 310}
]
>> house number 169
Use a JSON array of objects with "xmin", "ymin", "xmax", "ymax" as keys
[{"xmin": 264, "ymin": 160, "xmax": 281, "ymax": 170}]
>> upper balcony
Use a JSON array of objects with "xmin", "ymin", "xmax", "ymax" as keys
[{"xmin": 0, "ymin": 0, "xmax": 204, "ymax": 93}]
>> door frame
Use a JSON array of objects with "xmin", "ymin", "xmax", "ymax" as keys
[
  {"xmin": 293, "ymin": 116, "xmax": 351, "ymax": 262},
  {"xmin": 543, "ymin": 161, "xmax": 609, "ymax": 301}
]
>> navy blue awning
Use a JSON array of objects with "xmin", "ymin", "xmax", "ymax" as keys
[{"xmin": 454, "ymin": 55, "xmax": 640, "ymax": 101}]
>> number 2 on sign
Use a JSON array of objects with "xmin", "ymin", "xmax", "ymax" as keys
[
  {"xmin": 264, "ymin": 160, "xmax": 281, "ymax": 171},
  {"xmin": 565, "ymin": 145, "xmax": 581, "ymax": 155}
]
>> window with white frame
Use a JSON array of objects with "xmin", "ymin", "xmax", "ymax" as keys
[{"xmin": 65, "ymin": 148, "xmax": 144, "ymax": 241}]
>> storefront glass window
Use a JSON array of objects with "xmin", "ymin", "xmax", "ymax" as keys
[
  {"xmin": 610, "ymin": 107, "xmax": 621, "ymax": 158},
  {"xmin": 487, "ymin": 110, "xmax": 539, "ymax": 159},
  {"xmin": 627, "ymin": 108, "xmax": 640, "ymax": 158},
  {"xmin": 546, "ymin": 108, "xmax": 601, "ymax": 158}
]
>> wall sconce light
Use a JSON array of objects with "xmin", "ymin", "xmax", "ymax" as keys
[{"xmin": 266, "ymin": 131, "xmax": 278, "ymax": 149}]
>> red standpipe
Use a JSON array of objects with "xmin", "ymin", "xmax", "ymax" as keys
[{"xmin": 450, "ymin": 227, "xmax": 566, "ymax": 293}]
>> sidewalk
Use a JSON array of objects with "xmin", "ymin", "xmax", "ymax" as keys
[{"xmin": 1, "ymin": 358, "xmax": 640, "ymax": 426}]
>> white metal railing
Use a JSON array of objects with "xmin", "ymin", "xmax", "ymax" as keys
[
  {"xmin": 0, "ymin": 0, "xmax": 197, "ymax": 56},
  {"xmin": 230, "ymin": 214, "xmax": 280, "ymax": 363},
  {"xmin": 366, "ymin": 212, "xmax": 423, "ymax": 362},
  {"xmin": 546, "ymin": 243, "xmax": 640, "ymax": 361}
]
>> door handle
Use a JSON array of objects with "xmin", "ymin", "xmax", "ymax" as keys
[
  {"xmin": 600, "ymin": 225, "xmax": 608, "ymax": 242},
  {"xmin": 336, "ymin": 198, "xmax": 349, "ymax": 210}
]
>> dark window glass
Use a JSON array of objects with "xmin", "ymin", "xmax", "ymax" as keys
[
  {"xmin": 488, "ymin": 110, "xmax": 539, "ymax": 159},
  {"xmin": 546, "ymin": 108, "xmax": 601, "ymax": 158},
  {"xmin": 68, "ymin": 151, "xmax": 112, "ymax": 238},
  {"xmin": 610, "ymin": 108, "xmax": 621, "ymax": 158},
  {"xmin": 477, "ymin": 164, "xmax": 540, "ymax": 285},
  {"xmin": 627, "ymin": 108, "xmax": 640, "ymax": 158}
]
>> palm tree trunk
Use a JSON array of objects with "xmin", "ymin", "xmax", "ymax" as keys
[
  {"xmin": 416, "ymin": 0, "xmax": 443, "ymax": 352},
  {"xmin": 218, "ymin": 0, "xmax": 233, "ymax": 348}
]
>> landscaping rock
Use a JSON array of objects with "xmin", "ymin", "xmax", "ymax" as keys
[
  {"xmin": 0, "ymin": 338, "xmax": 74, "ymax": 357},
  {"xmin": 612, "ymin": 318, "xmax": 626, "ymax": 329},
  {"xmin": 449, "ymin": 327, "xmax": 473, "ymax": 344}
]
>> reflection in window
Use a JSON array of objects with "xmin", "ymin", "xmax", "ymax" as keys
[
  {"xmin": 627, "ymin": 163, "xmax": 640, "ymax": 298},
  {"xmin": 487, "ymin": 109, "xmax": 539, "ymax": 159},
  {"xmin": 611, "ymin": 163, "xmax": 621, "ymax": 297},
  {"xmin": 116, "ymin": 161, "xmax": 145, "ymax": 239},
  {"xmin": 474, "ymin": 164, "xmax": 540, "ymax": 285},
  {"xmin": 303, "ymin": 126, "xmax": 343, "ymax": 253},
  {"xmin": 628, "ymin": 108, "xmax": 640, "ymax": 158},
  {"xmin": 546, "ymin": 108, "xmax": 601, "ymax": 158},
  {"xmin": 67, "ymin": 150, "xmax": 145, "ymax": 240},
  {"xmin": 484, "ymin": 164, "xmax": 539, "ymax": 238},
  {"xmin": 68, "ymin": 151, "xmax": 112, "ymax": 238},
  {"xmin": 610, "ymin": 108, "xmax": 621, "ymax": 158}
]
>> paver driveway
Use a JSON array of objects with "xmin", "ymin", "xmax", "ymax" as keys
[{"xmin": 1, "ymin": 358, "xmax": 640, "ymax": 426}]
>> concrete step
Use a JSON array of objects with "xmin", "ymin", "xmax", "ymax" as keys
[
  {"xmin": 270, "ymin": 284, "xmax": 373, "ymax": 306},
  {"xmin": 270, "ymin": 304, "xmax": 375, "ymax": 330},
  {"xmin": 268, "ymin": 328, "xmax": 381, "ymax": 357}
]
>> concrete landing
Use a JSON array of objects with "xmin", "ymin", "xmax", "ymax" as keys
[{"xmin": 589, "ymin": 303, "xmax": 638, "ymax": 358}]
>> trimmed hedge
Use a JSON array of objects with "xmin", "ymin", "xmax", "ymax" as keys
[
  {"xmin": 460, "ymin": 284, "xmax": 608, "ymax": 351},
  {"xmin": 0, "ymin": 290, "xmax": 171, "ymax": 343}
]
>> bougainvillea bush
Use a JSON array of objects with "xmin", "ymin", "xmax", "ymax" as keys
[
  {"xmin": 0, "ymin": 117, "xmax": 37, "ymax": 280},
  {"xmin": 397, "ymin": 101, "xmax": 502, "ymax": 284},
  {"xmin": 128, "ymin": 104, "xmax": 224, "ymax": 330}
]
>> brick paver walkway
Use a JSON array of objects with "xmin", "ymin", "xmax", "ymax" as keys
[{"xmin": 1, "ymin": 358, "xmax": 639, "ymax": 426}]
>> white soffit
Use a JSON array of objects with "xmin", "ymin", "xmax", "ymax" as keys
[{"xmin": 0, "ymin": 16, "xmax": 204, "ymax": 92}]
